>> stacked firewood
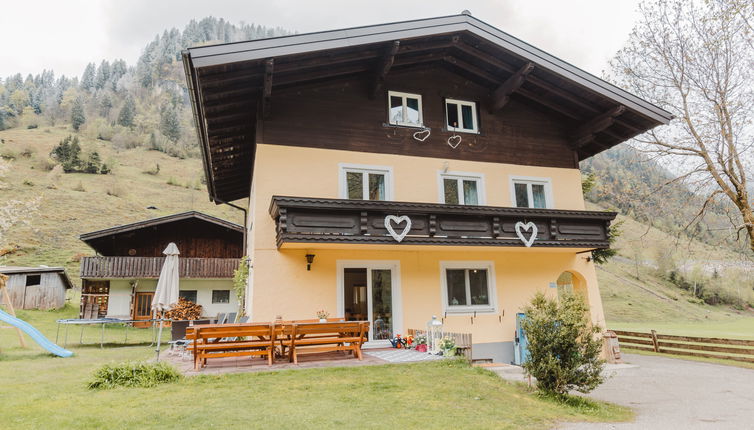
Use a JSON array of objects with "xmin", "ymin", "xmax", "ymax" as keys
[{"xmin": 165, "ymin": 298, "xmax": 203, "ymax": 320}]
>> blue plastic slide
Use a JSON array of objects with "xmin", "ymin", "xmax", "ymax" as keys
[{"xmin": 0, "ymin": 309, "xmax": 73, "ymax": 357}]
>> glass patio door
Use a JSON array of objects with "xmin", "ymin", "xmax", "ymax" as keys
[{"xmin": 341, "ymin": 264, "xmax": 397, "ymax": 342}]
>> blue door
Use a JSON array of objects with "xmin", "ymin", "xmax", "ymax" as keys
[{"xmin": 514, "ymin": 313, "xmax": 529, "ymax": 365}]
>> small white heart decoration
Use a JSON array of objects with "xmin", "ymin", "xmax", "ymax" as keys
[
  {"xmin": 384, "ymin": 215, "xmax": 412, "ymax": 242},
  {"xmin": 413, "ymin": 129, "xmax": 431, "ymax": 142},
  {"xmin": 514, "ymin": 221, "xmax": 538, "ymax": 247},
  {"xmin": 447, "ymin": 135, "xmax": 462, "ymax": 149}
]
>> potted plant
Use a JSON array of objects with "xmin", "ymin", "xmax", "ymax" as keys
[
  {"xmin": 439, "ymin": 336, "xmax": 456, "ymax": 356},
  {"xmin": 414, "ymin": 333, "xmax": 428, "ymax": 353},
  {"xmin": 316, "ymin": 309, "xmax": 330, "ymax": 323}
]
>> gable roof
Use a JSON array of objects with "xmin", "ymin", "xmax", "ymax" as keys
[
  {"xmin": 79, "ymin": 211, "xmax": 243, "ymax": 243},
  {"xmin": 0, "ymin": 266, "xmax": 74, "ymax": 289},
  {"xmin": 183, "ymin": 12, "xmax": 672, "ymax": 203}
]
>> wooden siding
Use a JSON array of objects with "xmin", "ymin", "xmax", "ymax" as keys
[
  {"xmin": 262, "ymin": 68, "xmax": 578, "ymax": 169},
  {"xmin": 5, "ymin": 273, "xmax": 67, "ymax": 310},
  {"xmin": 270, "ymin": 196, "xmax": 615, "ymax": 249},
  {"xmin": 83, "ymin": 217, "xmax": 243, "ymax": 258},
  {"xmin": 80, "ymin": 257, "xmax": 239, "ymax": 279}
]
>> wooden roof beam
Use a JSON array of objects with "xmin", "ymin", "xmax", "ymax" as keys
[
  {"xmin": 442, "ymin": 55, "xmax": 499, "ymax": 85},
  {"xmin": 262, "ymin": 59, "xmax": 274, "ymax": 119},
  {"xmin": 488, "ymin": 62, "xmax": 534, "ymax": 113},
  {"xmin": 370, "ymin": 41, "xmax": 400, "ymax": 99},
  {"xmin": 571, "ymin": 105, "xmax": 626, "ymax": 148}
]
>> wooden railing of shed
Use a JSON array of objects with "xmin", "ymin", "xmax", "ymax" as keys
[{"xmin": 80, "ymin": 257, "xmax": 239, "ymax": 279}]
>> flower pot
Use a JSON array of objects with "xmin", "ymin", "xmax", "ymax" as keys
[
  {"xmin": 319, "ymin": 318, "xmax": 327, "ymax": 323},
  {"xmin": 415, "ymin": 344, "xmax": 427, "ymax": 353}
]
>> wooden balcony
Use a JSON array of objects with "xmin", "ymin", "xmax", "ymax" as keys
[
  {"xmin": 269, "ymin": 196, "xmax": 617, "ymax": 249},
  {"xmin": 80, "ymin": 256, "xmax": 239, "ymax": 279}
]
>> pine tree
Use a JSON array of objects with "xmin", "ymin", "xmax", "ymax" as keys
[
  {"xmin": 159, "ymin": 103, "xmax": 181, "ymax": 142},
  {"xmin": 95, "ymin": 60, "xmax": 110, "ymax": 90},
  {"xmin": 70, "ymin": 97, "xmax": 86, "ymax": 131},
  {"xmin": 117, "ymin": 96, "xmax": 136, "ymax": 128},
  {"xmin": 80, "ymin": 63, "xmax": 96, "ymax": 92},
  {"xmin": 99, "ymin": 94, "xmax": 113, "ymax": 117}
]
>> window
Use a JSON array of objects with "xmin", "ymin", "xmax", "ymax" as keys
[
  {"xmin": 212, "ymin": 290, "xmax": 230, "ymax": 304},
  {"xmin": 445, "ymin": 99, "xmax": 479, "ymax": 133},
  {"xmin": 439, "ymin": 172, "xmax": 484, "ymax": 205},
  {"xmin": 25, "ymin": 274, "xmax": 41, "ymax": 286},
  {"xmin": 179, "ymin": 290, "xmax": 197, "ymax": 303},
  {"xmin": 510, "ymin": 176, "xmax": 553, "ymax": 209},
  {"xmin": 339, "ymin": 164, "xmax": 393, "ymax": 201},
  {"xmin": 440, "ymin": 262, "xmax": 496, "ymax": 313},
  {"xmin": 388, "ymin": 91, "xmax": 423, "ymax": 127}
]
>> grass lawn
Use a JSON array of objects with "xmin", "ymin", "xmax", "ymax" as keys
[{"xmin": 1, "ymin": 306, "xmax": 632, "ymax": 430}]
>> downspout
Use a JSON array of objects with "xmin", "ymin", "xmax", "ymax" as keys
[{"xmin": 212, "ymin": 198, "xmax": 250, "ymax": 317}]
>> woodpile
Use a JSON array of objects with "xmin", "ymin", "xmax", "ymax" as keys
[{"xmin": 165, "ymin": 297, "xmax": 203, "ymax": 321}]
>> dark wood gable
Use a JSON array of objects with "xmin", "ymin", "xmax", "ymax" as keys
[
  {"xmin": 80, "ymin": 213, "xmax": 244, "ymax": 258},
  {"xmin": 184, "ymin": 14, "xmax": 672, "ymax": 202}
]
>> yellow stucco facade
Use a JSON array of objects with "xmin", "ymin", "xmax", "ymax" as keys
[{"xmin": 246, "ymin": 143, "xmax": 606, "ymax": 362}]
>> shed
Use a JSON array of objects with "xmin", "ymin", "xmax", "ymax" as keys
[{"xmin": 0, "ymin": 266, "xmax": 74, "ymax": 310}]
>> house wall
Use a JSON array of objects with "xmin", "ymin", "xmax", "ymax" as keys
[
  {"xmin": 5, "ymin": 272, "xmax": 67, "ymax": 310},
  {"xmin": 246, "ymin": 143, "xmax": 606, "ymax": 362},
  {"xmin": 105, "ymin": 278, "xmax": 239, "ymax": 319}
]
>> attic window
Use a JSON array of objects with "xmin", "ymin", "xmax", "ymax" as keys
[
  {"xmin": 445, "ymin": 99, "xmax": 478, "ymax": 133},
  {"xmin": 388, "ymin": 91, "xmax": 423, "ymax": 127}
]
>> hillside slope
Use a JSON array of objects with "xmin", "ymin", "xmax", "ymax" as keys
[{"xmin": 0, "ymin": 127, "xmax": 244, "ymax": 284}]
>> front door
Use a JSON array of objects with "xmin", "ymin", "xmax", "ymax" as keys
[
  {"xmin": 132, "ymin": 292, "xmax": 154, "ymax": 328},
  {"xmin": 339, "ymin": 262, "xmax": 400, "ymax": 343}
]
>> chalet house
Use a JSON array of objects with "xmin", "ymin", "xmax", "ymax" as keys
[
  {"xmin": 78, "ymin": 212, "xmax": 242, "ymax": 324},
  {"xmin": 0, "ymin": 266, "xmax": 73, "ymax": 310},
  {"xmin": 182, "ymin": 13, "xmax": 671, "ymax": 362}
]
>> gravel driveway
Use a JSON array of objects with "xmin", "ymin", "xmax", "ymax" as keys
[{"xmin": 553, "ymin": 353, "xmax": 754, "ymax": 429}]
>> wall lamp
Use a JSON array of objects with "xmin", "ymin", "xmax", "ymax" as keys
[{"xmin": 305, "ymin": 254, "xmax": 316, "ymax": 271}]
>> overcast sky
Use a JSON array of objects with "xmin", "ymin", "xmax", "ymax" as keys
[{"xmin": 0, "ymin": 0, "xmax": 641, "ymax": 79}]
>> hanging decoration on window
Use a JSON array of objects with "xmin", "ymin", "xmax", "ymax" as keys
[
  {"xmin": 447, "ymin": 134, "xmax": 462, "ymax": 149},
  {"xmin": 384, "ymin": 215, "xmax": 412, "ymax": 242},
  {"xmin": 412, "ymin": 128, "xmax": 431, "ymax": 142},
  {"xmin": 514, "ymin": 221, "xmax": 538, "ymax": 247}
]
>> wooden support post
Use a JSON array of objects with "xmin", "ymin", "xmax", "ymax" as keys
[
  {"xmin": 0, "ymin": 273, "xmax": 27, "ymax": 348},
  {"xmin": 650, "ymin": 329, "xmax": 659, "ymax": 353},
  {"xmin": 488, "ymin": 62, "xmax": 534, "ymax": 112},
  {"xmin": 370, "ymin": 41, "xmax": 400, "ymax": 99},
  {"xmin": 262, "ymin": 58, "xmax": 274, "ymax": 118}
]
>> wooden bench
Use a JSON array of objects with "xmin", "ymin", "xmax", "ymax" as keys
[
  {"xmin": 187, "ymin": 323, "xmax": 275, "ymax": 370},
  {"xmin": 277, "ymin": 321, "xmax": 368, "ymax": 364}
]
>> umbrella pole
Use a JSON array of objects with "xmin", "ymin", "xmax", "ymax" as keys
[{"xmin": 155, "ymin": 311, "xmax": 163, "ymax": 362}]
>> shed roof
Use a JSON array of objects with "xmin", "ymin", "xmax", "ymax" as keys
[
  {"xmin": 183, "ymin": 12, "xmax": 673, "ymax": 202},
  {"xmin": 0, "ymin": 266, "xmax": 74, "ymax": 289}
]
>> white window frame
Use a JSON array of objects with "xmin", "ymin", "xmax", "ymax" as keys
[
  {"xmin": 509, "ymin": 175, "xmax": 554, "ymax": 209},
  {"xmin": 444, "ymin": 98, "xmax": 479, "ymax": 134},
  {"xmin": 440, "ymin": 261, "xmax": 497, "ymax": 314},
  {"xmin": 437, "ymin": 171, "xmax": 486, "ymax": 205},
  {"xmin": 339, "ymin": 163, "xmax": 394, "ymax": 201},
  {"xmin": 387, "ymin": 91, "xmax": 424, "ymax": 128}
]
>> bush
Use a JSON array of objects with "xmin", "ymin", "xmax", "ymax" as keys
[
  {"xmin": 0, "ymin": 147, "xmax": 17, "ymax": 160},
  {"xmin": 19, "ymin": 146, "xmax": 35, "ymax": 158},
  {"xmin": 88, "ymin": 361, "xmax": 181, "ymax": 390},
  {"xmin": 112, "ymin": 131, "xmax": 142, "ymax": 150},
  {"xmin": 521, "ymin": 292, "xmax": 605, "ymax": 396}
]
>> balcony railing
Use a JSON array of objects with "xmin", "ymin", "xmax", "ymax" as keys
[
  {"xmin": 270, "ymin": 196, "xmax": 616, "ymax": 249},
  {"xmin": 80, "ymin": 256, "xmax": 239, "ymax": 279}
]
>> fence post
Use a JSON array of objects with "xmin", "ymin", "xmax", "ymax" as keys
[{"xmin": 650, "ymin": 329, "xmax": 659, "ymax": 353}]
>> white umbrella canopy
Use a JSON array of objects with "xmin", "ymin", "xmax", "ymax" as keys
[
  {"xmin": 152, "ymin": 242, "xmax": 180, "ymax": 314},
  {"xmin": 152, "ymin": 242, "xmax": 180, "ymax": 361}
]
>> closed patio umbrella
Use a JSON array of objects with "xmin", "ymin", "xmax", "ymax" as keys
[{"xmin": 152, "ymin": 242, "xmax": 180, "ymax": 361}]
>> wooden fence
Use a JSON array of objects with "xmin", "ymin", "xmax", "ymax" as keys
[
  {"xmin": 407, "ymin": 328, "xmax": 472, "ymax": 360},
  {"xmin": 614, "ymin": 330, "xmax": 754, "ymax": 364}
]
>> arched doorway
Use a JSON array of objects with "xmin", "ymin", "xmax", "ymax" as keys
[{"xmin": 555, "ymin": 270, "xmax": 589, "ymax": 305}]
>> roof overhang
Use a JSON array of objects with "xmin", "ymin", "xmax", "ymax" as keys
[{"xmin": 183, "ymin": 13, "xmax": 673, "ymax": 203}]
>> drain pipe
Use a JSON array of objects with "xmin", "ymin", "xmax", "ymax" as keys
[{"xmin": 213, "ymin": 198, "xmax": 249, "ymax": 256}]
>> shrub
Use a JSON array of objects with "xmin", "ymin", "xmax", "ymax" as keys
[
  {"xmin": 106, "ymin": 181, "xmax": 125, "ymax": 197},
  {"xmin": 521, "ymin": 292, "xmax": 605, "ymax": 396},
  {"xmin": 112, "ymin": 131, "xmax": 141, "ymax": 150},
  {"xmin": 0, "ymin": 147, "xmax": 17, "ymax": 160},
  {"xmin": 22, "ymin": 179, "xmax": 34, "ymax": 186},
  {"xmin": 142, "ymin": 163, "xmax": 160, "ymax": 175},
  {"xmin": 73, "ymin": 181, "xmax": 86, "ymax": 192},
  {"xmin": 19, "ymin": 146, "xmax": 35, "ymax": 158},
  {"xmin": 166, "ymin": 176, "xmax": 181, "ymax": 187},
  {"xmin": 88, "ymin": 361, "xmax": 181, "ymax": 390}
]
